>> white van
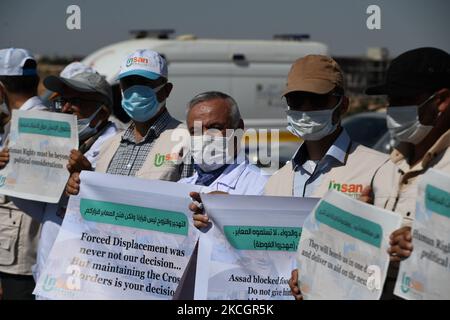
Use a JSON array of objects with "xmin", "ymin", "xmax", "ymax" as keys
[{"xmin": 82, "ymin": 33, "xmax": 328, "ymax": 165}]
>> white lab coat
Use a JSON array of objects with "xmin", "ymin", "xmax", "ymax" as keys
[{"xmin": 178, "ymin": 159, "xmax": 269, "ymax": 195}]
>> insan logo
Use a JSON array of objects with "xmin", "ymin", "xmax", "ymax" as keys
[
  {"xmin": 154, "ymin": 153, "xmax": 180, "ymax": 167},
  {"xmin": 328, "ymin": 180, "xmax": 363, "ymax": 196},
  {"xmin": 126, "ymin": 57, "xmax": 149, "ymax": 67},
  {"xmin": 400, "ymin": 272, "xmax": 424, "ymax": 294},
  {"xmin": 41, "ymin": 273, "xmax": 78, "ymax": 294}
]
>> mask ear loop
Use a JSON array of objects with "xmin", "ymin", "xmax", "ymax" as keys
[
  {"xmin": 331, "ymin": 95, "xmax": 344, "ymax": 111},
  {"xmin": 153, "ymin": 83, "xmax": 167, "ymax": 110},
  {"xmin": 153, "ymin": 83, "xmax": 166, "ymax": 93},
  {"xmin": 330, "ymin": 95, "xmax": 344, "ymax": 126},
  {"xmin": 77, "ymin": 105, "xmax": 103, "ymax": 139},
  {"xmin": 87, "ymin": 104, "xmax": 104, "ymax": 128},
  {"xmin": 421, "ymin": 93, "xmax": 437, "ymax": 107},
  {"xmin": 419, "ymin": 93, "xmax": 440, "ymax": 122}
]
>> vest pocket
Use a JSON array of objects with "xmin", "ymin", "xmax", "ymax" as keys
[{"xmin": 0, "ymin": 209, "xmax": 22, "ymax": 266}]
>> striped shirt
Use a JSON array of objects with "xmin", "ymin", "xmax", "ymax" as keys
[{"xmin": 106, "ymin": 110, "xmax": 193, "ymax": 178}]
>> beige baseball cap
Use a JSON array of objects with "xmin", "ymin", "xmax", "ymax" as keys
[{"xmin": 283, "ymin": 55, "xmax": 344, "ymax": 96}]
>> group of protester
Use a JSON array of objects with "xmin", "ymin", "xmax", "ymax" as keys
[{"xmin": 0, "ymin": 45, "xmax": 448, "ymax": 300}]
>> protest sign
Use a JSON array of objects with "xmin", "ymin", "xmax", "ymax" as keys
[
  {"xmin": 297, "ymin": 190, "xmax": 401, "ymax": 300},
  {"xmin": 34, "ymin": 171, "xmax": 200, "ymax": 299},
  {"xmin": 394, "ymin": 169, "xmax": 450, "ymax": 300},
  {"xmin": 0, "ymin": 109, "xmax": 77, "ymax": 203},
  {"xmin": 194, "ymin": 194, "xmax": 318, "ymax": 300}
]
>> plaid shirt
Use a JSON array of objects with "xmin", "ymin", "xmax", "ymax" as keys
[{"xmin": 106, "ymin": 110, "xmax": 193, "ymax": 178}]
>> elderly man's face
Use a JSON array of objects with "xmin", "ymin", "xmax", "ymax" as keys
[{"xmin": 187, "ymin": 98, "xmax": 235, "ymax": 136}]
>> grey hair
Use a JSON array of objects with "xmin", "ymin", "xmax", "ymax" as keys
[{"xmin": 186, "ymin": 91, "xmax": 242, "ymax": 128}]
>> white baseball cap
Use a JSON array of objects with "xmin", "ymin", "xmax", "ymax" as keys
[
  {"xmin": 60, "ymin": 61, "xmax": 95, "ymax": 79},
  {"xmin": 0, "ymin": 48, "xmax": 37, "ymax": 76},
  {"xmin": 118, "ymin": 49, "xmax": 168, "ymax": 80}
]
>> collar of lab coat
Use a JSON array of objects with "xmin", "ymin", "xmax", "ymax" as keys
[{"xmin": 189, "ymin": 153, "xmax": 250, "ymax": 190}]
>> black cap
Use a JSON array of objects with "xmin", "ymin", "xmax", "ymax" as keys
[{"xmin": 366, "ymin": 47, "xmax": 450, "ymax": 96}]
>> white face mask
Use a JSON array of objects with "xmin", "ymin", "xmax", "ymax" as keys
[
  {"xmin": 78, "ymin": 107, "xmax": 102, "ymax": 141},
  {"xmin": 286, "ymin": 97, "xmax": 342, "ymax": 141},
  {"xmin": 386, "ymin": 94, "xmax": 436, "ymax": 144},
  {"xmin": 191, "ymin": 134, "xmax": 235, "ymax": 172}
]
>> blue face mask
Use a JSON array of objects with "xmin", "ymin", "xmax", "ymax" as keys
[{"xmin": 121, "ymin": 84, "xmax": 165, "ymax": 122}]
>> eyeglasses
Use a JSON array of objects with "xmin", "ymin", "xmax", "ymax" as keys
[
  {"xmin": 286, "ymin": 92, "xmax": 343, "ymax": 111},
  {"xmin": 53, "ymin": 97, "xmax": 102, "ymax": 111}
]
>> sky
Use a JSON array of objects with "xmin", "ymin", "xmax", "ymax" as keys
[{"xmin": 0, "ymin": 0, "xmax": 449, "ymax": 58}]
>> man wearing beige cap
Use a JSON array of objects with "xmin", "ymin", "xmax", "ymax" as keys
[
  {"xmin": 265, "ymin": 55, "xmax": 391, "ymax": 199},
  {"xmin": 264, "ymin": 55, "xmax": 397, "ymax": 299}
]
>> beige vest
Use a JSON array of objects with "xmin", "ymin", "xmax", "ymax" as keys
[
  {"xmin": 265, "ymin": 141, "xmax": 403, "ymax": 298},
  {"xmin": 0, "ymin": 196, "xmax": 41, "ymax": 275},
  {"xmin": 378, "ymin": 130, "xmax": 450, "ymax": 298},
  {"xmin": 374, "ymin": 129, "xmax": 450, "ymax": 227},
  {"xmin": 0, "ymin": 99, "xmax": 46, "ymax": 275},
  {"xmin": 264, "ymin": 142, "xmax": 395, "ymax": 204},
  {"xmin": 95, "ymin": 118, "xmax": 190, "ymax": 182}
]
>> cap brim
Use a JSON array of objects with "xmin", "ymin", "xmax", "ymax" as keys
[
  {"xmin": 283, "ymin": 79, "xmax": 336, "ymax": 96},
  {"xmin": 117, "ymin": 70, "xmax": 162, "ymax": 81},
  {"xmin": 44, "ymin": 75, "xmax": 97, "ymax": 94},
  {"xmin": 40, "ymin": 89, "xmax": 59, "ymax": 101},
  {"xmin": 44, "ymin": 76, "xmax": 111, "ymax": 107}
]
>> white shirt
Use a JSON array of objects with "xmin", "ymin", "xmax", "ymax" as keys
[
  {"xmin": 178, "ymin": 159, "xmax": 269, "ymax": 195},
  {"xmin": 293, "ymin": 129, "xmax": 352, "ymax": 197},
  {"xmin": 19, "ymin": 96, "xmax": 48, "ymax": 111},
  {"xmin": 84, "ymin": 123, "xmax": 119, "ymax": 170},
  {"xmin": 175, "ymin": 159, "xmax": 270, "ymax": 299}
]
